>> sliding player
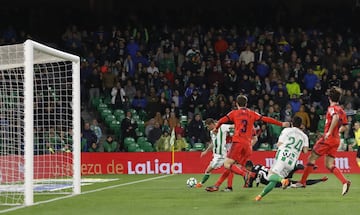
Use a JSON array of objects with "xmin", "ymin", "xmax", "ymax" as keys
[{"xmin": 244, "ymin": 160, "xmax": 328, "ymax": 188}]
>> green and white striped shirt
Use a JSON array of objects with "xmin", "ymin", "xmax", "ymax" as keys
[{"xmin": 210, "ymin": 124, "xmax": 232, "ymax": 156}]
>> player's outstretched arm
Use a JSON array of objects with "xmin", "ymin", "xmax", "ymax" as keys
[
  {"xmin": 261, "ymin": 116, "xmax": 283, "ymax": 126},
  {"xmin": 201, "ymin": 143, "xmax": 213, "ymax": 157}
]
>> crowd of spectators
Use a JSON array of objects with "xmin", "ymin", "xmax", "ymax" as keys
[{"xmin": 2, "ymin": 23, "xmax": 360, "ymax": 152}]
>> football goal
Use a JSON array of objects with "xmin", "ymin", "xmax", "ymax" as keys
[{"xmin": 0, "ymin": 39, "xmax": 81, "ymax": 207}]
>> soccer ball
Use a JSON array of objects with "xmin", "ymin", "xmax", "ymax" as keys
[{"xmin": 186, "ymin": 177, "xmax": 197, "ymax": 188}]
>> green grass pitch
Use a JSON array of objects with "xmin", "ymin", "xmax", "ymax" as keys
[{"xmin": 1, "ymin": 173, "xmax": 359, "ymax": 215}]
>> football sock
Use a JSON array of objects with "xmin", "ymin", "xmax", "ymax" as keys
[
  {"xmin": 258, "ymin": 174, "xmax": 281, "ymax": 197},
  {"xmin": 300, "ymin": 163, "xmax": 315, "ymax": 184},
  {"xmin": 215, "ymin": 169, "xmax": 231, "ymax": 187},
  {"xmin": 330, "ymin": 166, "xmax": 347, "ymax": 184},
  {"xmin": 201, "ymin": 173, "xmax": 210, "ymax": 184},
  {"xmin": 230, "ymin": 164, "xmax": 247, "ymax": 176},
  {"xmin": 227, "ymin": 172, "xmax": 234, "ymax": 188},
  {"xmin": 259, "ymin": 181, "xmax": 277, "ymax": 197}
]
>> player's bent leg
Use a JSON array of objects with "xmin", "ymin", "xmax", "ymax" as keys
[{"xmin": 255, "ymin": 181, "xmax": 277, "ymax": 201}]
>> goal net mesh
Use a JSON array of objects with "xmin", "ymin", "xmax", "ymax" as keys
[{"xmin": 0, "ymin": 42, "xmax": 77, "ymax": 206}]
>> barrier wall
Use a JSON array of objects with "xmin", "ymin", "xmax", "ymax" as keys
[
  {"xmin": 1, "ymin": 152, "xmax": 357, "ymax": 182},
  {"xmin": 81, "ymin": 151, "xmax": 360, "ymax": 175}
]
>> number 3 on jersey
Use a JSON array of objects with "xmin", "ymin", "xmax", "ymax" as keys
[{"xmin": 240, "ymin": 119, "xmax": 248, "ymax": 133}]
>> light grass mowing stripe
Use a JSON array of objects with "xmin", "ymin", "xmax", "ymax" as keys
[{"xmin": 0, "ymin": 174, "xmax": 172, "ymax": 214}]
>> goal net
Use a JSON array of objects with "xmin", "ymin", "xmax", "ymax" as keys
[{"xmin": 0, "ymin": 40, "xmax": 81, "ymax": 207}]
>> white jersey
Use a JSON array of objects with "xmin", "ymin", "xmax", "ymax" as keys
[
  {"xmin": 210, "ymin": 124, "xmax": 232, "ymax": 157},
  {"xmin": 208, "ymin": 124, "xmax": 232, "ymax": 169},
  {"xmin": 271, "ymin": 127, "xmax": 309, "ymax": 178}
]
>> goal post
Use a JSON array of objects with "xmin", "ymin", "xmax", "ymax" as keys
[{"xmin": 0, "ymin": 39, "xmax": 81, "ymax": 206}]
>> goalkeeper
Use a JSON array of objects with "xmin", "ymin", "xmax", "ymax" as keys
[{"xmin": 244, "ymin": 160, "xmax": 328, "ymax": 188}]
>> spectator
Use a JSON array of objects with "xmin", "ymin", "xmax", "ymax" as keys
[
  {"xmin": 86, "ymin": 68, "xmax": 101, "ymax": 109},
  {"xmin": 303, "ymin": 68, "xmax": 319, "ymax": 92},
  {"xmin": 239, "ymin": 45, "xmax": 254, "ymax": 65},
  {"xmin": 123, "ymin": 54, "xmax": 136, "ymax": 78},
  {"xmin": 162, "ymin": 119, "xmax": 171, "ymax": 134},
  {"xmin": 101, "ymin": 65, "xmax": 118, "ymax": 97},
  {"xmin": 120, "ymin": 111, "xmax": 138, "ymax": 146},
  {"xmin": 124, "ymin": 79, "xmax": 136, "ymax": 102},
  {"xmin": 294, "ymin": 105, "xmax": 311, "ymax": 129},
  {"xmin": 183, "ymin": 88, "xmax": 202, "ymax": 119},
  {"xmin": 174, "ymin": 133, "xmax": 189, "ymax": 151},
  {"xmin": 103, "ymin": 135, "xmax": 118, "ymax": 152},
  {"xmin": 147, "ymin": 122, "xmax": 162, "ymax": 145},
  {"xmin": 308, "ymin": 106, "xmax": 320, "ymax": 133},
  {"xmin": 82, "ymin": 122, "xmax": 98, "ymax": 152},
  {"xmin": 289, "ymin": 94, "xmax": 301, "ymax": 113},
  {"xmin": 126, "ymin": 36, "xmax": 139, "ymax": 58},
  {"xmin": 90, "ymin": 119, "xmax": 102, "ymax": 143},
  {"xmin": 146, "ymin": 87, "xmax": 161, "ymax": 119},
  {"xmin": 147, "ymin": 60, "xmax": 160, "ymax": 75},
  {"xmin": 214, "ymin": 34, "xmax": 229, "ymax": 56},
  {"xmin": 168, "ymin": 111, "xmax": 179, "ymax": 130},
  {"xmin": 186, "ymin": 113, "xmax": 207, "ymax": 147},
  {"xmin": 286, "ymin": 76, "xmax": 301, "ymax": 98},
  {"xmin": 174, "ymin": 121, "xmax": 185, "ymax": 137},
  {"xmin": 131, "ymin": 89, "xmax": 147, "ymax": 111},
  {"xmin": 111, "ymin": 81, "xmax": 126, "ymax": 109},
  {"xmin": 145, "ymin": 118, "xmax": 155, "ymax": 137},
  {"xmin": 154, "ymin": 130, "xmax": 171, "ymax": 152}
]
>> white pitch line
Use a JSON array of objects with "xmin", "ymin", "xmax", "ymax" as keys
[{"xmin": 0, "ymin": 174, "xmax": 173, "ymax": 214}]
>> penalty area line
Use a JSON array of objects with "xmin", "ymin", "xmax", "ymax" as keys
[{"xmin": 0, "ymin": 174, "xmax": 173, "ymax": 214}]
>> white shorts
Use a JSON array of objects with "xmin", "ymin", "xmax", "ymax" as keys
[
  {"xmin": 271, "ymin": 149, "xmax": 296, "ymax": 178},
  {"xmin": 209, "ymin": 154, "xmax": 226, "ymax": 169}
]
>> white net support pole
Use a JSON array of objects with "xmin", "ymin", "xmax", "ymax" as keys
[{"xmin": 23, "ymin": 40, "xmax": 35, "ymax": 206}]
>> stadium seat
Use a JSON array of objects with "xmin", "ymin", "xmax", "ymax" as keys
[
  {"xmin": 317, "ymin": 118, "xmax": 325, "ymax": 133},
  {"xmin": 258, "ymin": 143, "xmax": 271, "ymax": 151},
  {"xmin": 91, "ymin": 97, "xmax": 102, "ymax": 108},
  {"xmin": 180, "ymin": 115, "xmax": 188, "ymax": 127},
  {"xmin": 114, "ymin": 109, "xmax": 125, "ymax": 120},
  {"xmin": 137, "ymin": 121, "xmax": 145, "ymax": 133},
  {"xmin": 132, "ymin": 114, "xmax": 140, "ymax": 121},
  {"xmin": 127, "ymin": 143, "xmax": 140, "ymax": 152},
  {"xmin": 137, "ymin": 136, "xmax": 148, "ymax": 144},
  {"xmin": 97, "ymin": 103, "xmax": 108, "ymax": 112},
  {"xmin": 135, "ymin": 128, "xmax": 144, "ymax": 137},
  {"xmin": 124, "ymin": 137, "xmax": 136, "ymax": 148},
  {"xmin": 100, "ymin": 109, "xmax": 112, "ymax": 121},
  {"xmin": 191, "ymin": 142, "xmax": 205, "ymax": 151},
  {"xmin": 139, "ymin": 141, "xmax": 154, "ymax": 152},
  {"xmin": 138, "ymin": 109, "xmax": 148, "ymax": 121},
  {"xmin": 105, "ymin": 114, "xmax": 116, "ymax": 126},
  {"xmin": 109, "ymin": 120, "xmax": 121, "ymax": 136},
  {"xmin": 129, "ymin": 108, "xmax": 137, "ymax": 116},
  {"xmin": 103, "ymin": 96, "xmax": 112, "ymax": 105}
]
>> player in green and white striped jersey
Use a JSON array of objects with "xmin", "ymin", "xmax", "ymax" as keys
[
  {"xmin": 255, "ymin": 116, "xmax": 309, "ymax": 201},
  {"xmin": 195, "ymin": 118, "xmax": 233, "ymax": 190}
]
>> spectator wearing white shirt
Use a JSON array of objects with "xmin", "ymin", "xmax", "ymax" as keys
[
  {"xmin": 147, "ymin": 61, "xmax": 159, "ymax": 75},
  {"xmin": 239, "ymin": 45, "xmax": 255, "ymax": 65}
]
